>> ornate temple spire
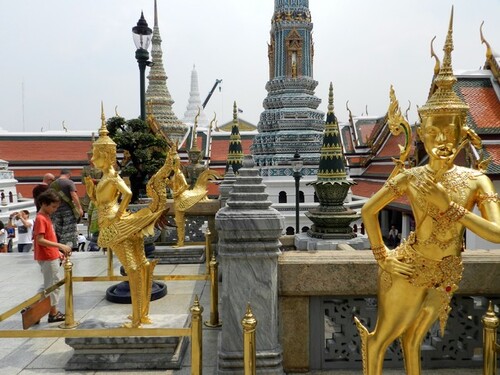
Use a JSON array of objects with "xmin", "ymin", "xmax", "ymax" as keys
[
  {"xmin": 146, "ymin": 0, "xmax": 188, "ymax": 145},
  {"xmin": 314, "ymin": 83, "xmax": 351, "ymax": 183},
  {"xmin": 252, "ymin": 0, "xmax": 324, "ymax": 175},
  {"xmin": 225, "ymin": 101, "xmax": 244, "ymax": 173},
  {"xmin": 311, "ymin": 83, "xmax": 353, "ymax": 185},
  {"xmin": 191, "ymin": 108, "xmax": 200, "ymax": 151},
  {"xmin": 305, "ymin": 84, "xmax": 359, "ymax": 239},
  {"xmin": 183, "ymin": 65, "xmax": 209, "ymax": 130}
]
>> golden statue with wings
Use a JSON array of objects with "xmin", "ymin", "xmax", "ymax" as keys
[
  {"xmin": 85, "ymin": 104, "xmax": 171, "ymax": 328},
  {"xmin": 166, "ymin": 146, "xmax": 218, "ymax": 247}
]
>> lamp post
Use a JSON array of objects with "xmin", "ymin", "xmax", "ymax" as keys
[
  {"xmin": 291, "ymin": 151, "xmax": 303, "ymax": 234},
  {"xmin": 132, "ymin": 12, "xmax": 153, "ymax": 121}
]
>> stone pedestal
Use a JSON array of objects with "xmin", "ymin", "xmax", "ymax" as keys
[
  {"xmin": 216, "ymin": 156, "xmax": 284, "ymax": 374},
  {"xmin": 153, "ymin": 244, "xmax": 205, "ymax": 264},
  {"xmin": 65, "ymin": 314, "xmax": 188, "ymax": 370}
]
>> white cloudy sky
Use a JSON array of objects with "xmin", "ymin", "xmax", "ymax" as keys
[{"xmin": 1, "ymin": 0, "xmax": 499, "ymax": 133}]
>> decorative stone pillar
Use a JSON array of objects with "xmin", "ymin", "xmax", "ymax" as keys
[
  {"xmin": 219, "ymin": 165, "xmax": 237, "ymax": 207},
  {"xmin": 216, "ymin": 155, "xmax": 284, "ymax": 374}
]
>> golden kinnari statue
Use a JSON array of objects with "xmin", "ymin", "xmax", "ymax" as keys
[
  {"xmin": 355, "ymin": 8, "xmax": 500, "ymax": 375},
  {"xmin": 167, "ymin": 146, "xmax": 218, "ymax": 247},
  {"xmin": 85, "ymin": 104, "xmax": 171, "ymax": 328}
]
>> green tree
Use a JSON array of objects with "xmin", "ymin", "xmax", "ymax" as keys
[{"xmin": 106, "ymin": 116, "xmax": 168, "ymax": 203}]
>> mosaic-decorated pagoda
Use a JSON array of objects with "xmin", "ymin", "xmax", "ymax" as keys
[
  {"xmin": 251, "ymin": 0, "xmax": 324, "ymax": 177},
  {"xmin": 145, "ymin": 0, "xmax": 189, "ymax": 145},
  {"xmin": 225, "ymin": 102, "xmax": 244, "ymax": 173},
  {"xmin": 306, "ymin": 83, "xmax": 359, "ymax": 239}
]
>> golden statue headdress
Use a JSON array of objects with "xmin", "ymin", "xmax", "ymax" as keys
[
  {"xmin": 93, "ymin": 102, "xmax": 117, "ymax": 150},
  {"xmin": 418, "ymin": 7, "xmax": 469, "ymax": 125}
]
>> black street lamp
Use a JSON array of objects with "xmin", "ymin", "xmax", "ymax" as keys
[
  {"xmin": 132, "ymin": 12, "xmax": 153, "ymax": 121},
  {"xmin": 291, "ymin": 151, "xmax": 303, "ymax": 234}
]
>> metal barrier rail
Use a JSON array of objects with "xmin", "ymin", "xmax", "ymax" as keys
[
  {"xmin": 482, "ymin": 301, "xmax": 500, "ymax": 375},
  {"xmin": 0, "ymin": 279, "xmax": 65, "ymax": 322},
  {"xmin": 0, "ymin": 252, "xmax": 217, "ymax": 375}
]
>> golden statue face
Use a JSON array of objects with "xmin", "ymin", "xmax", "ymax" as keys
[
  {"xmin": 419, "ymin": 114, "xmax": 463, "ymax": 160},
  {"xmin": 91, "ymin": 146, "xmax": 114, "ymax": 169}
]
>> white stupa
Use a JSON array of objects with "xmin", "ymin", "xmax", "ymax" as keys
[
  {"xmin": 182, "ymin": 65, "xmax": 209, "ymax": 131},
  {"xmin": 0, "ymin": 159, "xmax": 36, "ymax": 224}
]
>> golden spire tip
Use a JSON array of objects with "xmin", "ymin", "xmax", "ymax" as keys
[{"xmin": 328, "ymin": 82, "xmax": 334, "ymax": 113}]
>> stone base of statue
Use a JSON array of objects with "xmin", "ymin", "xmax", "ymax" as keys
[
  {"xmin": 295, "ymin": 232, "xmax": 370, "ymax": 251},
  {"xmin": 153, "ymin": 244, "xmax": 206, "ymax": 264},
  {"xmin": 65, "ymin": 315, "xmax": 189, "ymax": 370}
]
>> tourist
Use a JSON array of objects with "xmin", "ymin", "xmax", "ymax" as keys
[
  {"xmin": 77, "ymin": 233, "xmax": 86, "ymax": 252},
  {"xmin": 33, "ymin": 190, "xmax": 71, "ymax": 323},
  {"xmin": 6, "ymin": 225, "xmax": 15, "ymax": 252},
  {"xmin": 50, "ymin": 169, "xmax": 83, "ymax": 250},
  {"xmin": 387, "ymin": 224, "xmax": 399, "ymax": 248},
  {"xmin": 0, "ymin": 220, "xmax": 6, "ymax": 253},
  {"xmin": 9, "ymin": 210, "xmax": 34, "ymax": 252},
  {"xmin": 32, "ymin": 173, "xmax": 55, "ymax": 212},
  {"xmin": 355, "ymin": 16, "xmax": 500, "ymax": 375}
]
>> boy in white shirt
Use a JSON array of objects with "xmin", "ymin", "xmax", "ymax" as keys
[{"xmin": 77, "ymin": 233, "xmax": 87, "ymax": 252}]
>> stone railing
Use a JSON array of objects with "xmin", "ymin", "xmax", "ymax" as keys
[{"xmin": 278, "ymin": 249, "xmax": 500, "ymax": 372}]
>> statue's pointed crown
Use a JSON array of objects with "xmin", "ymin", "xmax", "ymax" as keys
[
  {"xmin": 94, "ymin": 102, "xmax": 116, "ymax": 148},
  {"xmin": 418, "ymin": 7, "xmax": 469, "ymax": 122}
]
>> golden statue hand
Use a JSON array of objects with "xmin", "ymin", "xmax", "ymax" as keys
[
  {"xmin": 378, "ymin": 255, "xmax": 414, "ymax": 278},
  {"xmin": 84, "ymin": 176, "xmax": 96, "ymax": 201},
  {"xmin": 411, "ymin": 175, "xmax": 451, "ymax": 213}
]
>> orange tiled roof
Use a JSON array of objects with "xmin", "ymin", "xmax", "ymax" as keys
[
  {"xmin": 484, "ymin": 144, "xmax": 500, "ymax": 174},
  {"xmin": 209, "ymin": 137, "xmax": 253, "ymax": 163},
  {"xmin": 456, "ymin": 78, "xmax": 500, "ymax": 134},
  {"xmin": 362, "ymin": 164, "xmax": 395, "ymax": 178},
  {"xmin": 0, "ymin": 140, "xmax": 91, "ymax": 162},
  {"xmin": 341, "ymin": 126, "xmax": 355, "ymax": 153},
  {"xmin": 351, "ymin": 179, "xmax": 410, "ymax": 208},
  {"xmin": 354, "ymin": 119, "xmax": 377, "ymax": 146},
  {"xmin": 376, "ymin": 129, "xmax": 417, "ymax": 159}
]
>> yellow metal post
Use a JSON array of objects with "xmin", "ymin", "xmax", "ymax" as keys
[
  {"xmin": 204, "ymin": 254, "xmax": 221, "ymax": 327},
  {"xmin": 205, "ymin": 228, "xmax": 212, "ymax": 274},
  {"xmin": 190, "ymin": 295, "xmax": 203, "ymax": 375},
  {"xmin": 60, "ymin": 256, "xmax": 78, "ymax": 329},
  {"xmin": 242, "ymin": 303, "xmax": 257, "ymax": 375},
  {"xmin": 482, "ymin": 301, "xmax": 499, "ymax": 375}
]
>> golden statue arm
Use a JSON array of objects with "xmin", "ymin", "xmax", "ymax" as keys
[
  {"xmin": 361, "ymin": 173, "xmax": 414, "ymax": 276},
  {"xmin": 458, "ymin": 176, "xmax": 500, "ymax": 243},
  {"xmin": 115, "ymin": 176, "xmax": 132, "ymax": 217},
  {"xmin": 411, "ymin": 170, "xmax": 500, "ymax": 243},
  {"xmin": 84, "ymin": 176, "xmax": 97, "ymax": 203}
]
